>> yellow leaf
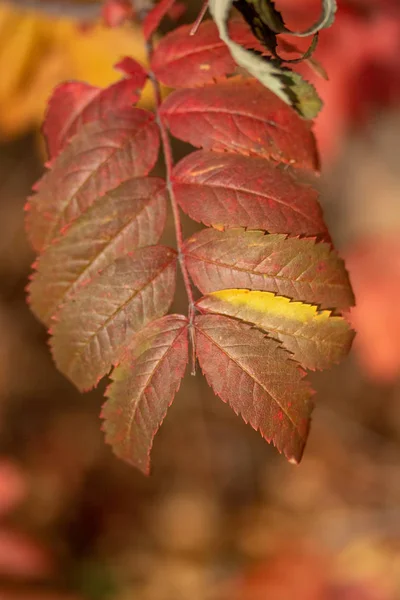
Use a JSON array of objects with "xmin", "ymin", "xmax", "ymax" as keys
[
  {"xmin": 196, "ymin": 289, "xmax": 354, "ymax": 370},
  {"xmin": 0, "ymin": 4, "xmax": 153, "ymax": 138}
]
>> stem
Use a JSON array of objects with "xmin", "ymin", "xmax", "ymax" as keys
[
  {"xmin": 190, "ymin": 0, "xmax": 209, "ymax": 35},
  {"xmin": 146, "ymin": 41, "xmax": 197, "ymax": 374}
]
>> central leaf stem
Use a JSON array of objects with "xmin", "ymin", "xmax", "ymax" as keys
[{"xmin": 147, "ymin": 42, "xmax": 196, "ymax": 373}]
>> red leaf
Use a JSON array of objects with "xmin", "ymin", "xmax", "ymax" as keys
[
  {"xmin": 143, "ymin": 0, "xmax": 177, "ymax": 41},
  {"xmin": 184, "ymin": 229, "xmax": 354, "ymax": 310},
  {"xmin": 29, "ymin": 177, "xmax": 167, "ymax": 326},
  {"xmin": 151, "ymin": 19, "xmax": 264, "ymax": 88},
  {"xmin": 160, "ymin": 79, "xmax": 319, "ymax": 171},
  {"xmin": 26, "ymin": 109, "xmax": 159, "ymax": 252},
  {"xmin": 102, "ymin": 314, "xmax": 188, "ymax": 474},
  {"xmin": 51, "ymin": 245, "xmax": 177, "ymax": 391},
  {"xmin": 173, "ymin": 150, "xmax": 327, "ymax": 238},
  {"xmin": 43, "ymin": 61, "xmax": 147, "ymax": 160},
  {"xmin": 195, "ymin": 314, "xmax": 313, "ymax": 463}
]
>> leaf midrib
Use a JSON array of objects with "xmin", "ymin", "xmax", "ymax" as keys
[{"xmin": 185, "ymin": 251, "xmax": 343, "ymax": 290}]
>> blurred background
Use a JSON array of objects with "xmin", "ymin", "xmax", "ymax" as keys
[{"xmin": 0, "ymin": 0, "xmax": 399, "ymax": 598}]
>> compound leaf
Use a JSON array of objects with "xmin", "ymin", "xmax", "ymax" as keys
[{"xmin": 23, "ymin": 5, "xmax": 354, "ymax": 473}]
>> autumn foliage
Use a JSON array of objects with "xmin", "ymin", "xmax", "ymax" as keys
[{"xmin": 25, "ymin": 1, "xmax": 354, "ymax": 473}]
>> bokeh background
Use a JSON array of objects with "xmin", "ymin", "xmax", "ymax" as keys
[{"xmin": 0, "ymin": 0, "xmax": 399, "ymax": 598}]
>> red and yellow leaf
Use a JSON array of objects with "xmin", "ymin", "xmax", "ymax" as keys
[
  {"xmin": 196, "ymin": 290, "xmax": 354, "ymax": 370},
  {"xmin": 26, "ymin": 109, "xmax": 159, "ymax": 251},
  {"xmin": 29, "ymin": 177, "xmax": 167, "ymax": 326},
  {"xmin": 183, "ymin": 228, "xmax": 354, "ymax": 310},
  {"xmin": 173, "ymin": 151, "xmax": 327, "ymax": 238},
  {"xmin": 22, "ymin": 8, "xmax": 356, "ymax": 472},
  {"xmin": 195, "ymin": 314, "xmax": 313, "ymax": 463},
  {"xmin": 160, "ymin": 79, "xmax": 319, "ymax": 171},
  {"xmin": 51, "ymin": 245, "xmax": 177, "ymax": 391},
  {"xmin": 102, "ymin": 314, "xmax": 188, "ymax": 474},
  {"xmin": 43, "ymin": 58, "xmax": 148, "ymax": 160}
]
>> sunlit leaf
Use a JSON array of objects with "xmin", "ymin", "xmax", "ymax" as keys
[
  {"xmin": 183, "ymin": 228, "xmax": 353, "ymax": 310},
  {"xmin": 197, "ymin": 289, "xmax": 354, "ymax": 370}
]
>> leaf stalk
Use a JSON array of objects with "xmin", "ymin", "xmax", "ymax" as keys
[{"xmin": 146, "ymin": 40, "xmax": 197, "ymax": 374}]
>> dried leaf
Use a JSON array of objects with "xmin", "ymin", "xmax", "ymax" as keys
[
  {"xmin": 183, "ymin": 228, "xmax": 354, "ymax": 310},
  {"xmin": 102, "ymin": 315, "xmax": 188, "ymax": 473},
  {"xmin": 51, "ymin": 245, "xmax": 177, "ymax": 391},
  {"xmin": 197, "ymin": 289, "xmax": 354, "ymax": 370},
  {"xmin": 26, "ymin": 109, "xmax": 159, "ymax": 252},
  {"xmin": 29, "ymin": 177, "xmax": 167, "ymax": 325},
  {"xmin": 161, "ymin": 79, "xmax": 319, "ymax": 171},
  {"xmin": 173, "ymin": 150, "xmax": 327, "ymax": 237},
  {"xmin": 195, "ymin": 313, "xmax": 313, "ymax": 463}
]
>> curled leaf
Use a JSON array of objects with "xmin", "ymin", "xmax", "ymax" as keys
[{"xmin": 208, "ymin": 0, "xmax": 323, "ymax": 118}]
